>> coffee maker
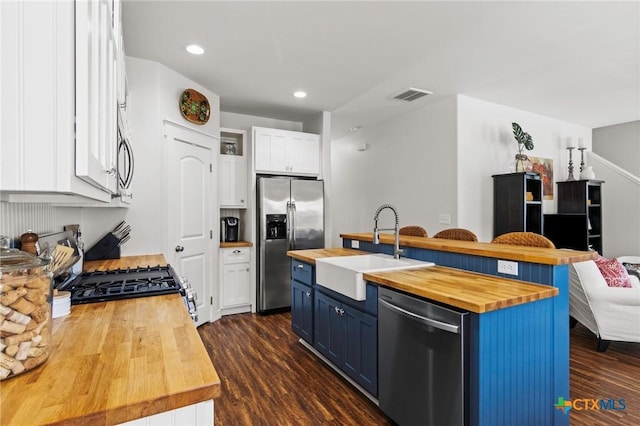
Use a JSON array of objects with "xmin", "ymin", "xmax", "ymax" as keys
[{"xmin": 221, "ymin": 217, "xmax": 240, "ymax": 242}]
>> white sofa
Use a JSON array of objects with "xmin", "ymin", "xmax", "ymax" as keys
[{"xmin": 569, "ymin": 260, "xmax": 640, "ymax": 351}]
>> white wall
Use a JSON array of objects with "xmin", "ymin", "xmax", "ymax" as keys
[
  {"xmin": 220, "ymin": 111, "xmax": 302, "ymax": 134},
  {"xmin": 330, "ymin": 94, "xmax": 594, "ymax": 246},
  {"xmin": 116, "ymin": 56, "xmax": 220, "ymax": 256},
  {"xmin": 302, "ymin": 112, "xmax": 325, "ymax": 135},
  {"xmin": 330, "ymin": 96, "xmax": 457, "ymax": 247},
  {"xmin": 592, "ymin": 120, "xmax": 640, "ymax": 177},
  {"xmin": 457, "ymin": 95, "xmax": 592, "ymax": 242},
  {"xmin": 0, "ymin": 203, "xmax": 82, "ymax": 245},
  {"xmin": 588, "ymin": 152, "xmax": 640, "ymax": 258}
]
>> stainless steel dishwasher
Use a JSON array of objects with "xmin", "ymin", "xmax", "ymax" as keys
[{"xmin": 378, "ymin": 287, "xmax": 468, "ymax": 426}]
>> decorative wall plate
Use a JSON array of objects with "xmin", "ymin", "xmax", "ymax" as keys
[{"xmin": 179, "ymin": 88, "xmax": 210, "ymax": 125}]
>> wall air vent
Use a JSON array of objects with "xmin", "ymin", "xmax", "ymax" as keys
[{"xmin": 390, "ymin": 87, "xmax": 433, "ymax": 102}]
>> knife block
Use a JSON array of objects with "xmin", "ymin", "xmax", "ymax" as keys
[{"xmin": 85, "ymin": 233, "xmax": 121, "ymax": 261}]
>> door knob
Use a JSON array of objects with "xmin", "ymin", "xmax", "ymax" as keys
[{"xmin": 175, "ymin": 245, "xmax": 184, "ymax": 252}]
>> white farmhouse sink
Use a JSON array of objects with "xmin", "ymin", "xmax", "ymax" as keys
[{"xmin": 315, "ymin": 253, "xmax": 434, "ymax": 301}]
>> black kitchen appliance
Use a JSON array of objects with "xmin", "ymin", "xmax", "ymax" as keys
[
  {"xmin": 221, "ymin": 216, "xmax": 239, "ymax": 242},
  {"xmin": 58, "ymin": 264, "xmax": 198, "ymax": 322}
]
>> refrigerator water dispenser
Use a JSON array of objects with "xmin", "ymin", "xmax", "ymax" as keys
[{"xmin": 266, "ymin": 214, "xmax": 287, "ymax": 240}]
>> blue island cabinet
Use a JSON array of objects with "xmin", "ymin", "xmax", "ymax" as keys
[
  {"xmin": 314, "ymin": 290, "xmax": 378, "ymax": 397},
  {"xmin": 290, "ymin": 260, "xmax": 314, "ymax": 344},
  {"xmin": 343, "ymin": 237, "xmax": 571, "ymax": 426}
]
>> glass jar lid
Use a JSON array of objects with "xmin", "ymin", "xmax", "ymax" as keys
[{"xmin": 0, "ymin": 241, "xmax": 49, "ymax": 272}]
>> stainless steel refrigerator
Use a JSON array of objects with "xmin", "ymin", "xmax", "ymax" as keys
[{"xmin": 257, "ymin": 176, "xmax": 324, "ymax": 313}]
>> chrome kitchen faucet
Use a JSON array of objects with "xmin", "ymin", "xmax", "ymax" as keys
[{"xmin": 373, "ymin": 204, "xmax": 402, "ymax": 259}]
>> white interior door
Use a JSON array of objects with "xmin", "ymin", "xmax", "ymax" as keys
[{"xmin": 166, "ymin": 124, "xmax": 215, "ymax": 326}]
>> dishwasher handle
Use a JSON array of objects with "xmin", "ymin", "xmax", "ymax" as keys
[{"xmin": 379, "ymin": 298, "xmax": 460, "ymax": 334}]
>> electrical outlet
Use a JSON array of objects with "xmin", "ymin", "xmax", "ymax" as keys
[
  {"xmin": 497, "ymin": 260, "xmax": 519, "ymax": 276},
  {"xmin": 351, "ymin": 240, "xmax": 360, "ymax": 249},
  {"xmin": 439, "ymin": 214, "xmax": 451, "ymax": 225}
]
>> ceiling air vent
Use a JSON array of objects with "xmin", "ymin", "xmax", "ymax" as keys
[{"xmin": 390, "ymin": 87, "xmax": 433, "ymax": 102}]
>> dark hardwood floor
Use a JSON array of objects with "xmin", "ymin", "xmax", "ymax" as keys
[
  {"xmin": 198, "ymin": 313, "xmax": 640, "ymax": 425},
  {"xmin": 569, "ymin": 323, "xmax": 640, "ymax": 425}
]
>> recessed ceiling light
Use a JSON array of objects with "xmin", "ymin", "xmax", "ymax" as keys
[
  {"xmin": 185, "ymin": 44, "xmax": 204, "ymax": 55},
  {"xmin": 293, "ymin": 91, "xmax": 307, "ymax": 99}
]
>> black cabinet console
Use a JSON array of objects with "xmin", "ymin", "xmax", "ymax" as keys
[
  {"xmin": 544, "ymin": 180, "xmax": 603, "ymax": 253},
  {"xmin": 492, "ymin": 172, "xmax": 543, "ymax": 238}
]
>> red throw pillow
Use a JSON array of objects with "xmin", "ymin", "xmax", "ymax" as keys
[{"xmin": 594, "ymin": 256, "xmax": 632, "ymax": 288}]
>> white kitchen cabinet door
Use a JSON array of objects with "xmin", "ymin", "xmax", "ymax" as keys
[
  {"xmin": 0, "ymin": 0, "xmax": 111, "ymax": 203},
  {"xmin": 287, "ymin": 133, "xmax": 320, "ymax": 175},
  {"xmin": 219, "ymin": 155, "xmax": 247, "ymax": 208},
  {"xmin": 75, "ymin": 0, "xmax": 118, "ymax": 194},
  {"xmin": 253, "ymin": 127, "xmax": 320, "ymax": 176},
  {"xmin": 117, "ymin": 399, "xmax": 214, "ymax": 426},
  {"xmin": 218, "ymin": 128, "xmax": 247, "ymax": 208},
  {"xmin": 220, "ymin": 263, "xmax": 251, "ymax": 308},
  {"xmin": 254, "ymin": 128, "xmax": 287, "ymax": 173},
  {"xmin": 219, "ymin": 247, "xmax": 251, "ymax": 315}
]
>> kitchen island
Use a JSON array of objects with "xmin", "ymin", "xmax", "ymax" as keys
[
  {"xmin": 288, "ymin": 237, "xmax": 596, "ymax": 426},
  {"xmin": 0, "ymin": 255, "xmax": 220, "ymax": 426}
]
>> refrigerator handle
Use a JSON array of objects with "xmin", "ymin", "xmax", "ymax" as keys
[
  {"xmin": 290, "ymin": 200, "xmax": 296, "ymax": 249},
  {"xmin": 286, "ymin": 201, "xmax": 293, "ymax": 250}
]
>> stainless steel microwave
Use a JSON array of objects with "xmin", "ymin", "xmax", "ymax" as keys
[{"xmin": 116, "ymin": 112, "xmax": 134, "ymax": 203}]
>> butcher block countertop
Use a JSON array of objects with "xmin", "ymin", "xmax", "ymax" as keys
[
  {"xmin": 340, "ymin": 232, "xmax": 597, "ymax": 265},
  {"xmin": 220, "ymin": 241, "xmax": 253, "ymax": 248},
  {"xmin": 287, "ymin": 249, "xmax": 557, "ymax": 313},
  {"xmin": 287, "ymin": 247, "xmax": 365, "ymax": 264},
  {"xmin": 364, "ymin": 266, "xmax": 558, "ymax": 313},
  {"xmin": 0, "ymin": 255, "xmax": 221, "ymax": 426}
]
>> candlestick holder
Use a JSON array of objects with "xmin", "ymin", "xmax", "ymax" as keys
[
  {"xmin": 578, "ymin": 147, "xmax": 587, "ymax": 173},
  {"xmin": 566, "ymin": 147, "xmax": 576, "ymax": 181}
]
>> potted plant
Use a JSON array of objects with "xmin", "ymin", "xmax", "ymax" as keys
[{"xmin": 512, "ymin": 122, "xmax": 534, "ymax": 172}]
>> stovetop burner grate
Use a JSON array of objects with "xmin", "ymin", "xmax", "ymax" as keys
[{"xmin": 61, "ymin": 265, "xmax": 182, "ymax": 305}]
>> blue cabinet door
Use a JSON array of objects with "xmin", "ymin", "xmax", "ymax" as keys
[
  {"xmin": 314, "ymin": 291, "xmax": 344, "ymax": 366},
  {"xmin": 291, "ymin": 280, "xmax": 314, "ymax": 343},
  {"xmin": 344, "ymin": 305, "xmax": 378, "ymax": 397}
]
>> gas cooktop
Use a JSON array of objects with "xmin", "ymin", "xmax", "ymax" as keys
[{"xmin": 61, "ymin": 265, "xmax": 181, "ymax": 305}]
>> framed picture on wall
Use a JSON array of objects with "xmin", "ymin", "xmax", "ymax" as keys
[{"xmin": 528, "ymin": 156, "xmax": 554, "ymax": 200}]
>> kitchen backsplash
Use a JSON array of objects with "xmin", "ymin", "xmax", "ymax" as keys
[{"xmin": 0, "ymin": 202, "xmax": 82, "ymax": 245}]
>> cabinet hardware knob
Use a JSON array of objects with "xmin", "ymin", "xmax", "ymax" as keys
[
  {"xmin": 233, "ymin": 249, "xmax": 241, "ymax": 253},
  {"xmin": 297, "ymin": 264, "xmax": 304, "ymax": 269},
  {"xmin": 305, "ymin": 291, "xmax": 311, "ymax": 298},
  {"xmin": 175, "ymin": 245, "xmax": 184, "ymax": 252}
]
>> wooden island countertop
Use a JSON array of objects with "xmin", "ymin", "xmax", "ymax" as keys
[
  {"xmin": 341, "ymin": 232, "xmax": 597, "ymax": 265},
  {"xmin": 287, "ymin": 248, "xmax": 558, "ymax": 313},
  {"xmin": 287, "ymin": 247, "xmax": 364, "ymax": 264},
  {"xmin": 364, "ymin": 266, "xmax": 558, "ymax": 313},
  {"xmin": 0, "ymin": 255, "xmax": 220, "ymax": 426}
]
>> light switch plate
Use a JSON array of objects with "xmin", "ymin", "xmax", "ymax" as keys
[
  {"xmin": 351, "ymin": 240, "xmax": 360, "ymax": 249},
  {"xmin": 439, "ymin": 214, "xmax": 451, "ymax": 225},
  {"xmin": 497, "ymin": 260, "xmax": 519, "ymax": 276}
]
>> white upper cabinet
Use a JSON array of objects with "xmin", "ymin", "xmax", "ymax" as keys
[
  {"xmin": 253, "ymin": 127, "xmax": 320, "ymax": 176},
  {"xmin": 288, "ymin": 133, "xmax": 321, "ymax": 175},
  {"xmin": 219, "ymin": 129, "xmax": 247, "ymax": 208},
  {"xmin": 75, "ymin": 0, "xmax": 118, "ymax": 194},
  {"xmin": 254, "ymin": 128, "xmax": 287, "ymax": 173},
  {"xmin": 0, "ymin": 0, "xmax": 111, "ymax": 203}
]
